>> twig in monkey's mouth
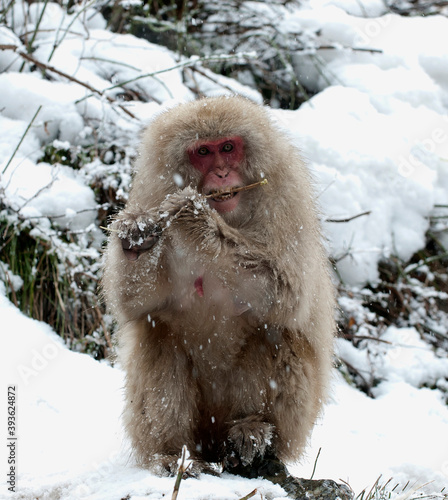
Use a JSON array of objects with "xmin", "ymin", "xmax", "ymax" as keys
[
  {"xmin": 204, "ymin": 179, "xmax": 268, "ymax": 201},
  {"xmin": 207, "ymin": 191, "xmax": 238, "ymax": 202}
]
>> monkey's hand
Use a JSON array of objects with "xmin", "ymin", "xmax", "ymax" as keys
[
  {"xmin": 160, "ymin": 187, "xmax": 245, "ymax": 244},
  {"xmin": 111, "ymin": 188, "xmax": 206, "ymax": 262},
  {"xmin": 159, "ymin": 186, "xmax": 226, "ymax": 247},
  {"xmin": 160, "ymin": 187, "xmax": 273, "ymax": 283},
  {"xmin": 159, "ymin": 186, "xmax": 206, "ymax": 218},
  {"xmin": 111, "ymin": 212, "xmax": 162, "ymax": 261}
]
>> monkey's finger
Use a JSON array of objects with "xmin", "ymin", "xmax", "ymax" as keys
[{"xmin": 121, "ymin": 235, "xmax": 159, "ymax": 261}]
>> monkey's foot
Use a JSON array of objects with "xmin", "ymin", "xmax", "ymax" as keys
[
  {"xmin": 224, "ymin": 455, "xmax": 353, "ymax": 500},
  {"xmin": 226, "ymin": 417, "xmax": 274, "ymax": 467},
  {"xmin": 173, "ymin": 461, "xmax": 219, "ymax": 479},
  {"xmin": 223, "ymin": 452, "xmax": 282, "ymax": 479},
  {"xmin": 148, "ymin": 454, "xmax": 219, "ymax": 478}
]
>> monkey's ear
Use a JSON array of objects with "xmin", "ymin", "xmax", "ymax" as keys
[{"xmin": 121, "ymin": 235, "xmax": 159, "ymax": 261}]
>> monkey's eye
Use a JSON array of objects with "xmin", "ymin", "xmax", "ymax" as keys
[
  {"xmin": 197, "ymin": 146, "xmax": 209, "ymax": 156},
  {"xmin": 222, "ymin": 143, "xmax": 234, "ymax": 153}
]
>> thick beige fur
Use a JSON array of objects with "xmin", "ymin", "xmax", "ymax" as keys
[{"xmin": 102, "ymin": 96, "xmax": 335, "ymax": 474}]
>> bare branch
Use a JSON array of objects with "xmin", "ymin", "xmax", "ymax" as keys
[
  {"xmin": 2, "ymin": 105, "xmax": 42, "ymax": 175},
  {"xmin": 171, "ymin": 445, "xmax": 188, "ymax": 500},
  {"xmin": 326, "ymin": 211, "xmax": 371, "ymax": 223},
  {"xmin": 310, "ymin": 447, "xmax": 321, "ymax": 481},
  {"xmin": 238, "ymin": 489, "xmax": 258, "ymax": 500},
  {"xmin": 205, "ymin": 179, "xmax": 268, "ymax": 198},
  {"xmin": 0, "ymin": 44, "xmax": 138, "ymax": 119}
]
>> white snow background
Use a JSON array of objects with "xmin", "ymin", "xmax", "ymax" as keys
[{"xmin": 1, "ymin": 0, "xmax": 448, "ymax": 498}]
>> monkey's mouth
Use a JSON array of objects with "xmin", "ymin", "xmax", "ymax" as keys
[
  {"xmin": 204, "ymin": 187, "xmax": 241, "ymax": 213},
  {"xmin": 206, "ymin": 189, "xmax": 239, "ymax": 202}
]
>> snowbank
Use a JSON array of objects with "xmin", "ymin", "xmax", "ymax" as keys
[{"xmin": 275, "ymin": 6, "xmax": 448, "ymax": 284}]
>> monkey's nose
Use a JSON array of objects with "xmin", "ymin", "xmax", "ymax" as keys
[
  {"xmin": 215, "ymin": 170, "xmax": 229, "ymax": 178},
  {"xmin": 213, "ymin": 163, "xmax": 230, "ymax": 178}
]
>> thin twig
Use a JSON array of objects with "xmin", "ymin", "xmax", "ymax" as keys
[
  {"xmin": 100, "ymin": 225, "xmax": 119, "ymax": 233},
  {"xmin": 238, "ymin": 489, "xmax": 258, "ymax": 500},
  {"xmin": 2, "ymin": 105, "xmax": 42, "ymax": 175},
  {"xmin": 26, "ymin": 206, "xmax": 105, "ymax": 220},
  {"xmin": 204, "ymin": 179, "xmax": 268, "ymax": 198},
  {"xmin": 3, "ymin": 269, "xmax": 18, "ymax": 307},
  {"xmin": 27, "ymin": 0, "xmax": 49, "ymax": 53},
  {"xmin": 342, "ymin": 334, "xmax": 392, "ymax": 345},
  {"xmin": 364, "ymin": 475, "xmax": 382, "ymax": 500},
  {"xmin": 171, "ymin": 445, "xmax": 188, "ymax": 500},
  {"xmin": 95, "ymin": 304, "xmax": 113, "ymax": 350},
  {"xmin": 17, "ymin": 175, "xmax": 57, "ymax": 211},
  {"xmin": 310, "ymin": 447, "xmax": 321, "ymax": 480},
  {"xmin": 54, "ymin": 278, "xmax": 66, "ymax": 313},
  {"xmin": 0, "ymin": 45, "xmax": 137, "ymax": 119},
  {"xmin": 96, "ymin": 52, "xmax": 257, "ymax": 96},
  {"xmin": 404, "ymin": 252, "xmax": 448, "ymax": 275},
  {"xmin": 80, "ymin": 56, "xmax": 141, "ymax": 71},
  {"xmin": 102, "ymin": 181, "xmax": 268, "ymax": 234},
  {"xmin": 190, "ymin": 65, "xmax": 241, "ymax": 94},
  {"xmin": 326, "ymin": 210, "xmax": 371, "ymax": 223},
  {"xmin": 47, "ymin": 0, "xmax": 97, "ymax": 63},
  {"xmin": 340, "ymin": 358, "xmax": 374, "ymax": 398},
  {"xmin": 317, "ymin": 44, "xmax": 383, "ymax": 54}
]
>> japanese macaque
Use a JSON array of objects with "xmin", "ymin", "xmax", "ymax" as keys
[{"xmin": 102, "ymin": 95, "xmax": 335, "ymax": 476}]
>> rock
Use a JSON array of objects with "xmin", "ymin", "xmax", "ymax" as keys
[{"xmin": 224, "ymin": 455, "xmax": 354, "ymax": 500}]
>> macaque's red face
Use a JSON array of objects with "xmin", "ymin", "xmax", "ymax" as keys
[{"xmin": 188, "ymin": 136, "xmax": 245, "ymax": 213}]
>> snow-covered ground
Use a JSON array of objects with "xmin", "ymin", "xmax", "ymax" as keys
[
  {"xmin": 1, "ymin": 0, "xmax": 448, "ymax": 498},
  {"xmin": 1, "ymin": 283, "xmax": 447, "ymax": 498}
]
